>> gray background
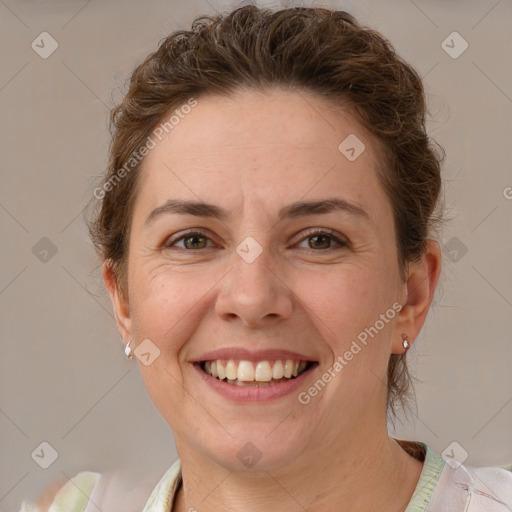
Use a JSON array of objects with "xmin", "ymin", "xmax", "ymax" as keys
[{"xmin": 1, "ymin": 0, "xmax": 511, "ymax": 510}]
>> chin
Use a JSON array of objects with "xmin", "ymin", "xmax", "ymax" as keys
[{"xmin": 204, "ymin": 424, "xmax": 311, "ymax": 473}]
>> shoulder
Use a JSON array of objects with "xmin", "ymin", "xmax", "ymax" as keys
[
  {"xmin": 141, "ymin": 459, "xmax": 182, "ymax": 512},
  {"xmin": 20, "ymin": 471, "xmax": 101, "ymax": 512},
  {"xmin": 427, "ymin": 454, "xmax": 512, "ymax": 511},
  {"xmin": 466, "ymin": 464, "xmax": 512, "ymax": 500},
  {"xmin": 20, "ymin": 462, "xmax": 181, "ymax": 512}
]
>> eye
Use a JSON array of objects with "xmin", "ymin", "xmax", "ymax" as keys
[
  {"xmin": 164, "ymin": 228, "xmax": 349, "ymax": 252},
  {"xmin": 165, "ymin": 230, "xmax": 215, "ymax": 250},
  {"xmin": 295, "ymin": 228, "xmax": 349, "ymax": 251}
]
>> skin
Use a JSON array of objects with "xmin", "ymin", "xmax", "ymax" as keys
[{"xmin": 103, "ymin": 88, "xmax": 441, "ymax": 512}]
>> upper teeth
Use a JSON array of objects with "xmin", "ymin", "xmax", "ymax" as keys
[{"xmin": 203, "ymin": 359, "xmax": 308, "ymax": 382}]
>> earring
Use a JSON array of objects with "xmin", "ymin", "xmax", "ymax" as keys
[
  {"xmin": 124, "ymin": 340, "xmax": 135, "ymax": 359},
  {"xmin": 401, "ymin": 333, "xmax": 410, "ymax": 353}
]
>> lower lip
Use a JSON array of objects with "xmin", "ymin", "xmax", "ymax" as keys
[{"xmin": 193, "ymin": 362, "xmax": 317, "ymax": 402}]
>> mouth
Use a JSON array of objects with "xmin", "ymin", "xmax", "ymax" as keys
[{"xmin": 197, "ymin": 359, "xmax": 317, "ymax": 387}]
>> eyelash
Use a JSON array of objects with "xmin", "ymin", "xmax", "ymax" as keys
[{"xmin": 164, "ymin": 228, "xmax": 349, "ymax": 252}]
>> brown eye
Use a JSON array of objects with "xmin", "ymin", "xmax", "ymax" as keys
[
  {"xmin": 165, "ymin": 231, "xmax": 213, "ymax": 250},
  {"xmin": 182, "ymin": 234, "xmax": 208, "ymax": 250},
  {"xmin": 296, "ymin": 229, "xmax": 348, "ymax": 251},
  {"xmin": 308, "ymin": 234, "xmax": 331, "ymax": 249}
]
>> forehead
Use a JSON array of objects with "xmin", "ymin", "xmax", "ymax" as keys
[
  {"xmin": 147, "ymin": 88, "xmax": 378, "ymax": 156},
  {"xmin": 134, "ymin": 88, "xmax": 389, "ymax": 224}
]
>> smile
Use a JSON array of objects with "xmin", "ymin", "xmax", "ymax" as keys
[
  {"xmin": 201, "ymin": 359, "xmax": 313, "ymax": 386},
  {"xmin": 194, "ymin": 358, "xmax": 318, "ymax": 401}
]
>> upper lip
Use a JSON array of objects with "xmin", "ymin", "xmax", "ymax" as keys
[{"xmin": 192, "ymin": 348, "xmax": 318, "ymax": 363}]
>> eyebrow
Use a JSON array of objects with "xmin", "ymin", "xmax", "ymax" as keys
[{"xmin": 144, "ymin": 197, "xmax": 370, "ymax": 226}]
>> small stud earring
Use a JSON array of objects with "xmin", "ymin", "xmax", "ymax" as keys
[
  {"xmin": 124, "ymin": 340, "xmax": 135, "ymax": 359},
  {"xmin": 401, "ymin": 333, "xmax": 410, "ymax": 353}
]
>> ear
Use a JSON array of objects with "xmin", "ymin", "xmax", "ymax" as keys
[
  {"xmin": 102, "ymin": 261, "xmax": 133, "ymax": 348},
  {"xmin": 392, "ymin": 239, "xmax": 442, "ymax": 354}
]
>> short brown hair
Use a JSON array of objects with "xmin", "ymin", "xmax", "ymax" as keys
[{"xmin": 86, "ymin": 5, "xmax": 445, "ymax": 420}]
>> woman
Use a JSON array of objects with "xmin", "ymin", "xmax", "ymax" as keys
[{"xmin": 21, "ymin": 5, "xmax": 512, "ymax": 512}]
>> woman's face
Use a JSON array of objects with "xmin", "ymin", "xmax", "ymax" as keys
[{"xmin": 108, "ymin": 88, "xmax": 417, "ymax": 471}]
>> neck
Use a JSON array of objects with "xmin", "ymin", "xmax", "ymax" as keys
[{"xmin": 173, "ymin": 432, "xmax": 424, "ymax": 512}]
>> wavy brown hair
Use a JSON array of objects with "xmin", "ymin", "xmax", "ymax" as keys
[{"xmin": 86, "ymin": 5, "xmax": 445, "ymax": 421}]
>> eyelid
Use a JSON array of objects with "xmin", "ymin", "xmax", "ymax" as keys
[
  {"xmin": 294, "ymin": 227, "xmax": 349, "ymax": 249},
  {"xmin": 164, "ymin": 227, "xmax": 349, "ymax": 250},
  {"xmin": 164, "ymin": 229, "xmax": 216, "ymax": 249}
]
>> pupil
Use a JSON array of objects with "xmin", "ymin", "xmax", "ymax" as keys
[
  {"xmin": 186, "ymin": 235, "xmax": 205, "ymax": 249},
  {"xmin": 311, "ymin": 235, "xmax": 328, "ymax": 249}
]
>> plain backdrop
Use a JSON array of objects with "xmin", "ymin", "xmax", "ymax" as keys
[{"xmin": 1, "ymin": 0, "xmax": 511, "ymax": 510}]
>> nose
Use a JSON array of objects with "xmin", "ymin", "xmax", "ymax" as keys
[{"xmin": 214, "ymin": 243, "xmax": 294, "ymax": 329}]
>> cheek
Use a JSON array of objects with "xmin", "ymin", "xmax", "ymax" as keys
[
  {"xmin": 299, "ymin": 264, "xmax": 390, "ymax": 336},
  {"xmin": 130, "ymin": 271, "xmax": 202, "ymax": 416},
  {"xmin": 292, "ymin": 263, "xmax": 397, "ymax": 395},
  {"xmin": 130, "ymin": 267, "xmax": 207, "ymax": 357},
  {"xmin": 300, "ymin": 266, "xmax": 394, "ymax": 394}
]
